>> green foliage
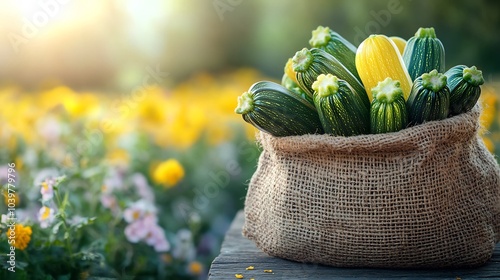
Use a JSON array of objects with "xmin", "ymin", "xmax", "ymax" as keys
[{"xmin": 0, "ymin": 123, "xmax": 259, "ymax": 279}]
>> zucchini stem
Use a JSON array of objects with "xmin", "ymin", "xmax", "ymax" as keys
[
  {"xmin": 235, "ymin": 91, "xmax": 254, "ymax": 114},
  {"xmin": 463, "ymin": 66, "xmax": 484, "ymax": 87},
  {"xmin": 371, "ymin": 77, "xmax": 403, "ymax": 103},
  {"xmin": 309, "ymin": 26, "xmax": 331, "ymax": 47},
  {"xmin": 421, "ymin": 69, "xmax": 447, "ymax": 92},
  {"xmin": 312, "ymin": 74, "xmax": 339, "ymax": 98},
  {"xmin": 292, "ymin": 48, "xmax": 314, "ymax": 72},
  {"xmin": 415, "ymin": 27, "xmax": 436, "ymax": 38}
]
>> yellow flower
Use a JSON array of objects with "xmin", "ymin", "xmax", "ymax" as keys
[
  {"xmin": 62, "ymin": 92, "xmax": 100, "ymax": 118},
  {"xmin": 136, "ymin": 89, "xmax": 168, "ymax": 126},
  {"xmin": 482, "ymin": 136, "xmax": 494, "ymax": 153},
  {"xmin": 479, "ymin": 85, "xmax": 498, "ymax": 153},
  {"xmin": 188, "ymin": 261, "xmax": 203, "ymax": 275},
  {"xmin": 6, "ymin": 97, "xmax": 41, "ymax": 144},
  {"xmin": 480, "ymin": 85, "xmax": 497, "ymax": 130},
  {"xmin": 40, "ymin": 206, "xmax": 52, "ymax": 220},
  {"xmin": 152, "ymin": 159, "xmax": 185, "ymax": 187},
  {"xmin": 7, "ymin": 224, "xmax": 32, "ymax": 250},
  {"xmin": 38, "ymin": 86, "xmax": 75, "ymax": 112},
  {"xmin": 105, "ymin": 148, "xmax": 130, "ymax": 166},
  {"xmin": 152, "ymin": 103, "xmax": 207, "ymax": 149},
  {"xmin": 158, "ymin": 68, "xmax": 269, "ymax": 148}
]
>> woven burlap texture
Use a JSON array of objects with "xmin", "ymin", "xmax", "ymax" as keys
[{"xmin": 243, "ymin": 105, "xmax": 500, "ymax": 268}]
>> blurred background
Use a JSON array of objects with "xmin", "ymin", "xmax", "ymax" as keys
[
  {"xmin": 1, "ymin": 0, "xmax": 499, "ymax": 89},
  {"xmin": 0, "ymin": 0, "xmax": 499, "ymax": 279}
]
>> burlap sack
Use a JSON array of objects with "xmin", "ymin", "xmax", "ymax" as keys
[{"xmin": 243, "ymin": 105, "xmax": 500, "ymax": 268}]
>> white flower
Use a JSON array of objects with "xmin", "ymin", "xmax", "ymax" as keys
[
  {"xmin": 38, "ymin": 206, "xmax": 55, "ymax": 229},
  {"xmin": 1, "ymin": 214, "xmax": 10, "ymax": 224},
  {"xmin": 172, "ymin": 229, "xmax": 196, "ymax": 261}
]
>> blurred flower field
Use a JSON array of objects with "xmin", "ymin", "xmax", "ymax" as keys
[
  {"xmin": 0, "ymin": 67, "xmax": 499, "ymax": 279},
  {"xmin": 0, "ymin": 69, "xmax": 266, "ymax": 279}
]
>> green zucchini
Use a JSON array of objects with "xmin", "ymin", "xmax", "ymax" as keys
[
  {"xmin": 309, "ymin": 26, "xmax": 360, "ymax": 80},
  {"xmin": 312, "ymin": 74, "xmax": 369, "ymax": 136},
  {"xmin": 403, "ymin": 27, "xmax": 445, "ymax": 81},
  {"xmin": 235, "ymin": 81, "xmax": 323, "ymax": 137},
  {"xmin": 370, "ymin": 78, "xmax": 408, "ymax": 134},
  {"xmin": 445, "ymin": 65, "xmax": 484, "ymax": 115},
  {"xmin": 407, "ymin": 70, "xmax": 450, "ymax": 125},
  {"xmin": 292, "ymin": 48, "xmax": 370, "ymax": 109},
  {"xmin": 281, "ymin": 73, "xmax": 314, "ymax": 105}
]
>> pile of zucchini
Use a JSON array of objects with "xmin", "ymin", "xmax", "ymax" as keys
[{"xmin": 235, "ymin": 26, "xmax": 485, "ymax": 137}]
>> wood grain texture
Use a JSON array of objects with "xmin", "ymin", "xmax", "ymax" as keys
[{"xmin": 208, "ymin": 211, "xmax": 500, "ymax": 279}]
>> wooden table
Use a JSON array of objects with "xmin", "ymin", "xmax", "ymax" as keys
[{"xmin": 208, "ymin": 210, "xmax": 500, "ymax": 279}]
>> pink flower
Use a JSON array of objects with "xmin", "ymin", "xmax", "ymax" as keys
[
  {"xmin": 100, "ymin": 194, "xmax": 117, "ymax": 209},
  {"xmin": 123, "ymin": 199, "xmax": 156, "ymax": 223},
  {"xmin": 124, "ymin": 220, "xmax": 149, "ymax": 243},
  {"xmin": 40, "ymin": 179, "xmax": 55, "ymax": 201},
  {"xmin": 122, "ymin": 200, "xmax": 169, "ymax": 252},
  {"xmin": 38, "ymin": 206, "xmax": 55, "ymax": 228},
  {"xmin": 124, "ymin": 211, "xmax": 157, "ymax": 242},
  {"xmin": 145, "ymin": 223, "xmax": 170, "ymax": 252}
]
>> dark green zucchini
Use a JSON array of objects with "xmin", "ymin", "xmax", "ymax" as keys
[
  {"xmin": 312, "ymin": 74, "xmax": 369, "ymax": 136},
  {"xmin": 403, "ymin": 27, "xmax": 445, "ymax": 81},
  {"xmin": 370, "ymin": 78, "xmax": 408, "ymax": 134},
  {"xmin": 407, "ymin": 70, "xmax": 450, "ymax": 125},
  {"xmin": 445, "ymin": 65, "xmax": 484, "ymax": 115},
  {"xmin": 292, "ymin": 48, "xmax": 369, "ymax": 109},
  {"xmin": 308, "ymin": 26, "xmax": 360, "ymax": 80},
  {"xmin": 235, "ymin": 81, "xmax": 323, "ymax": 137}
]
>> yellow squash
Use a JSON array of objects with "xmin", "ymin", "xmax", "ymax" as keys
[
  {"xmin": 356, "ymin": 34, "xmax": 413, "ymax": 101},
  {"xmin": 389, "ymin": 36, "xmax": 407, "ymax": 55},
  {"xmin": 284, "ymin": 58, "xmax": 298, "ymax": 84}
]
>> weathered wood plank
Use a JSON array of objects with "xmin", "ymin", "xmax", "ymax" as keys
[{"xmin": 208, "ymin": 211, "xmax": 500, "ymax": 279}]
